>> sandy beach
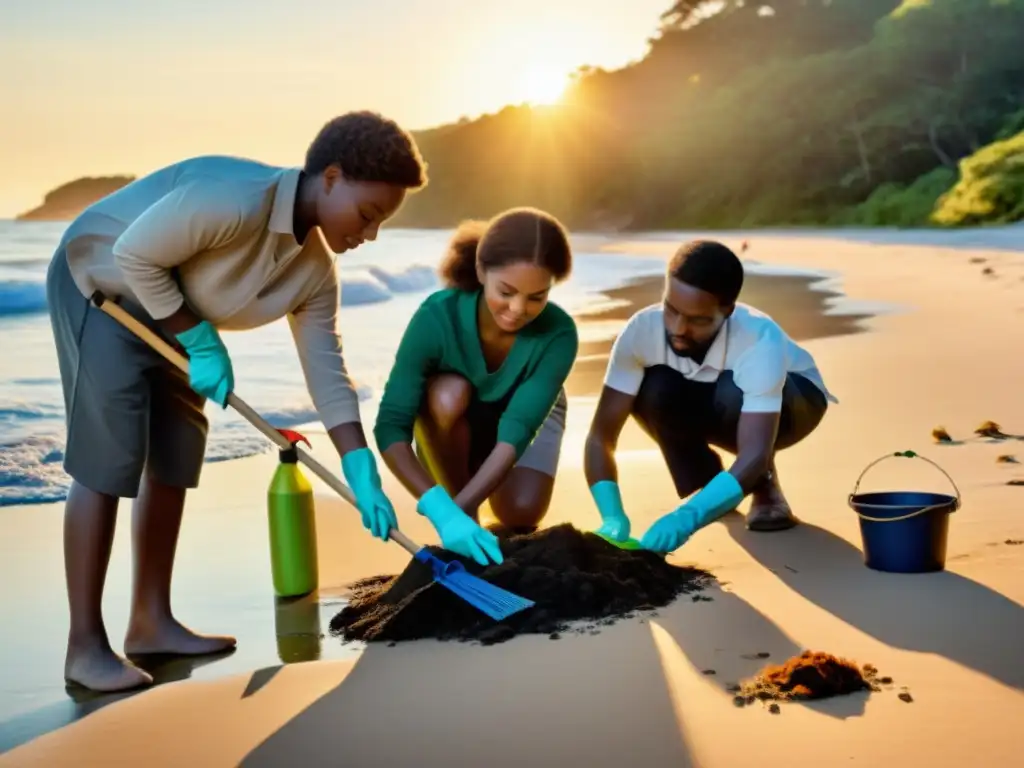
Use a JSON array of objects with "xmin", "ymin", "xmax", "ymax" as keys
[{"xmin": 2, "ymin": 230, "xmax": 1023, "ymax": 766}]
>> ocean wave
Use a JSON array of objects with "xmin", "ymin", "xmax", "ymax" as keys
[
  {"xmin": 0, "ymin": 435, "xmax": 69, "ymax": 506},
  {"xmin": 339, "ymin": 264, "xmax": 437, "ymax": 307},
  {"xmin": 0, "ymin": 281, "xmax": 46, "ymax": 317},
  {"xmin": 0, "ymin": 264, "xmax": 438, "ymax": 318},
  {"xmin": 0, "ymin": 257, "xmax": 52, "ymax": 269},
  {"xmin": 0, "ymin": 404, "xmax": 55, "ymax": 421},
  {"xmin": 367, "ymin": 264, "xmax": 436, "ymax": 292},
  {"xmin": 0, "ymin": 403, "xmax": 326, "ymax": 507}
]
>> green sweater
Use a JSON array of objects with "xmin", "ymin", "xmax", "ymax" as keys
[{"xmin": 373, "ymin": 287, "xmax": 579, "ymax": 459}]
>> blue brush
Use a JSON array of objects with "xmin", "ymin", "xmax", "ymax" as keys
[
  {"xmin": 92, "ymin": 291, "xmax": 537, "ymax": 623},
  {"xmin": 413, "ymin": 549, "xmax": 534, "ymax": 620}
]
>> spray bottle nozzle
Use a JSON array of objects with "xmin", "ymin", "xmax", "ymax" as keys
[
  {"xmin": 276, "ymin": 429, "xmax": 311, "ymax": 463},
  {"xmin": 277, "ymin": 429, "xmax": 311, "ymax": 449}
]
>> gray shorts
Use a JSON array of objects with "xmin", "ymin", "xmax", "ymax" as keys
[
  {"xmin": 516, "ymin": 389, "xmax": 567, "ymax": 477},
  {"xmin": 46, "ymin": 249, "xmax": 208, "ymax": 498}
]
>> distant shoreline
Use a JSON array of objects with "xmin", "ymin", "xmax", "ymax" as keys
[{"xmin": 14, "ymin": 176, "xmax": 135, "ymax": 221}]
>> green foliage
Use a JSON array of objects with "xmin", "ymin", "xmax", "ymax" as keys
[
  {"xmin": 932, "ymin": 129, "xmax": 1024, "ymax": 225},
  {"xmin": 392, "ymin": 0, "xmax": 1024, "ymax": 230},
  {"xmin": 995, "ymin": 109, "xmax": 1024, "ymax": 140},
  {"xmin": 836, "ymin": 167, "xmax": 958, "ymax": 226}
]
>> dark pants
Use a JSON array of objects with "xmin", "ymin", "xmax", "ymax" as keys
[{"xmin": 631, "ymin": 365, "xmax": 828, "ymax": 499}]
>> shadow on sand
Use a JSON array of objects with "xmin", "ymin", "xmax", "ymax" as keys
[
  {"xmin": 723, "ymin": 516, "xmax": 1024, "ymax": 691},
  {"xmin": 650, "ymin": 584, "xmax": 873, "ymax": 721},
  {"xmin": 0, "ymin": 649, "xmax": 236, "ymax": 755},
  {"xmin": 239, "ymin": 563, "xmax": 880, "ymax": 766},
  {"xmin": 239, "ymin": 617, "xmax": 698, "ymax": 768}
]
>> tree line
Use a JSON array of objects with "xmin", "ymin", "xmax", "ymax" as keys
[{"xmin": 392, "ymin": 0, "xmax": 1024, "ymax": 230}]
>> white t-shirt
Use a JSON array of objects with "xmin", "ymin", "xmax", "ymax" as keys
[{"xmin": 603, "ymin": 302, "xmax": 837, "ymax": 413}]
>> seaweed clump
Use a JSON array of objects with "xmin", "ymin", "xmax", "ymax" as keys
[{"xmin": 733, "ymin": 650, "xmax": 886, "ymax": 708}]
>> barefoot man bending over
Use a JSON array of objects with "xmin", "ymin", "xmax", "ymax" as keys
[
  {"xmin": 47, "ymin": 112, "xmax": 427, "ymax": 691},
  {"xmin": 584, "ymin": 240, "xmax": 836, "ymax": 554}
]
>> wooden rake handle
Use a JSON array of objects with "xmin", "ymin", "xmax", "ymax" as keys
[{"xmin": 90, "ymin": 292, "xmax": 423, "ymax": 557}]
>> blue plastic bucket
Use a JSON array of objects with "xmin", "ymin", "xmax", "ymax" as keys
[{"xmin": 847, "ymin": 450, "xmax": 961, "ymax": 574}]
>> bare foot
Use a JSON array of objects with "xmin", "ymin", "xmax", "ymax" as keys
[
  {"xmin": 747, "ymin": 472, "xmax": 798, "ymax": 532},
  {"xmin": 65, "ymin": 642, "xmax": 153, "ymax": 692},
  {"xmin": 124, "ymin": 616, "xmax": 236, "ymax": 656}
]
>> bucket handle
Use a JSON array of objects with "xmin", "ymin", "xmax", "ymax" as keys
[{"xmin": 848, "ymin": 450, "xmax": 961, "ymax": 523}]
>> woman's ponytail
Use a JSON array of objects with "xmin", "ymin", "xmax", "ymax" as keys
[{"xmin": 437, "ymin": 220, "xmax": 487, "ymax": 291}]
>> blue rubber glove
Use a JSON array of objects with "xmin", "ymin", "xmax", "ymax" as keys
[
  {"xmin": 175, "ymin": 320, "xmax": 234, "ymax": 408},
  {"xmin": 417, "ymin": 485, "xmax": 504, "ymax": 567},
  {"xmin": 640, "ymin": 471, "xmax": 745, "ymax": 553},
  {"xmin": 590, "ymin": 480, "xmax": 631, "ymax": 542},
  {"xmin": 341, "ymin": 447, "xmax": 398, "ymax": 542}
]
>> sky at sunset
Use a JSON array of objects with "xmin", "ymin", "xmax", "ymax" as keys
[{"xmin": 0, "ymin": 0, "xmax": 673, "ymax": 217}]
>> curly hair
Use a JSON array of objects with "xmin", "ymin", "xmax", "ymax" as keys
[
  {"xmin": 438, "ymin": 207, "xmax": 573, "ymax": 292},
  {"xmin": 304, "ymin": 111, "xmax": 428, "ymax": 189},
  {"xmin": 667, "ymin": 240, "xmax": 744, "ymax": 305}
]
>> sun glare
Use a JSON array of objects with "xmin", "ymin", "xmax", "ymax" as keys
[{"xmin": 519, "ymin": 64, "xmax": 571, "ymax": 106}]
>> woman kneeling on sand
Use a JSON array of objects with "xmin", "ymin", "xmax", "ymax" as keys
[
  {"xmin": 373, "ymin": 208, "xmax": 579, "ymax": 566},
  {"xmin": 47, "ymin": 111, "xmax": 427, "ymax": 692}
]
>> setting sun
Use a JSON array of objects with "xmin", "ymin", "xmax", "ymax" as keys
[{"xmin": 519, "ymin": 64, "xmax": 571, "ymax": 106}]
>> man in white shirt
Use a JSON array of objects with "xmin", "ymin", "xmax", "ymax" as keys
[{"xmin": 584, "ymin": 240, "xmax": 836, "ymax": 553}]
